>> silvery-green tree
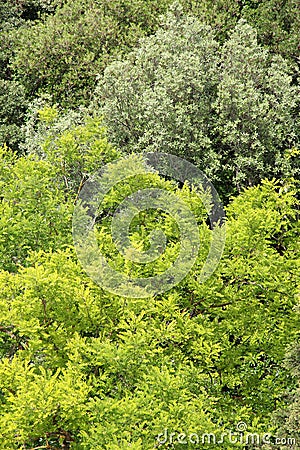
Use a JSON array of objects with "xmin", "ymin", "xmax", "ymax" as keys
[{"xmin": 95, "ymin": 5, "xmax": 299, "ymax": 197}]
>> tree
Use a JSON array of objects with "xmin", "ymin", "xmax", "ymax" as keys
[
  {"xmin": 0, "ymin": 115, "xmax": 299, "ymax": 446},
  {"xmin": 0, "ymin": 0, "xmax": 60, "ymax": 151},
  {"xmin": 213, "ymin": 20, "xmax": 299, "ymax": 193},
  {"xmin": 241, "ymin": 0, "xmax": 300, "ymax": 64},
  {"xmin": 10, "ymin": 0, "xmax": 171, "ymax": 107},
  {"xmin": 0, "ymin": 146, "xmax": 72, "ymax": 272},
  {"xmin": 0, "ymin": 3, "xmax": 299, "ymax": 447},
  {"xmin": 181, "ymin": 0, "xmax": 300, "ymax": 64},
  {"xmin": 95, "ymin": 7, "xmax": 299, "ymax": 198}
]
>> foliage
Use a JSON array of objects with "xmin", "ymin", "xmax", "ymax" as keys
[
  {"xmin": 10, "ymin": 0, "xmax": 171, "ymax": 107},
  {"xmin": 0, "ymin": 80, "xmax": 28, "ymax": 151},
  {"xmin": 23, "ymin": 104, "xmax": 121, "ymax": 192},
  {"xmin": 94, "ymin": 7, "xmax": 221, "ymax": 180},
  {"xmin": 213, "ymin": 21, "xmax": 299, "ymax": 193},
  {"xmin": 0, "ymin": 1, "xmax": 59, "ymax": 150},
  {"xmin": 273, "ymin": 302, "xmax": 300, "ymax": 446},
  {"xmin": 181, "ymin": 0, "xmax": 300, "ymax": 63},
  {"xmin": 0, "ymin": 0, "xmax": 60, "ymax": 68},
  {"xmin": 0, "ymin": 146, "xmax": 72, "ymax": 272},
  {"xmin": 241, "ymin": 0, "xmax": 300, "ymax": 64},
  {"xmin": 0, "ymin": 126, "xmax": 299, "ymax": 446},
  {"xmin": 0, "ymin": 2, "xmax": 299, "ymax": 448},
  {"xmin": 0, "ymin": 0, "xmax": 59, "ymax": 26},
  {"xmin": 2, "ymin": 0, "xmax": 299, "ymax": 151},
  {"xmin": 95, "ymin": 8, "xmax": 299, "ymax": 198},
  {"xmin": 0, "ymin": 113, "xmax": 121, "ymax": 274},
  {"xmin": 22, "ymin": 96, "xmax": 87, "ymax": 154}
]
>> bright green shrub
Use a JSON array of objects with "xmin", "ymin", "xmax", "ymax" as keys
[
  {"xmin": 0, "ymin": 168, "xmax": 299, "ymax": 448},
  {"xmin": 23, "ymin": 104, "xmax": 121, "ymax": 192},
  {"xmin": 0, "ymin": 147, "xmax": 72, "ymax": 272},
  {"xmin": 0, "ymin": 112, "xmax": 120, "ymax": 272}
]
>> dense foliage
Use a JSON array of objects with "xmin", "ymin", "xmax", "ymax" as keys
[
  {"xmin": 182, "ymin": 0, "xmax": 300, "ymax": 62},
  {"xmin": 0, "ymin": 1, "xmax": 299, "ymax": 449},
  {"xmin": 10, "ymin": 0, "xmax": 171, "ymax": 107},
  {"xmin": 95, "ymin": 8, "xmax": 299, "ymax": 197},
  {"xmin": 274, "ymin": 338, "xmax": 300, "ymax": 445}
]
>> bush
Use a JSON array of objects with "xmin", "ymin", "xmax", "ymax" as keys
[{"xmin": 0, "ymin": 175, "xmax": 299, "ymax": 448}]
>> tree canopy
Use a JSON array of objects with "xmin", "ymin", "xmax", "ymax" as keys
[
  {"xmin": 0, "ymin": 1, "xmax": 299, "ymax": 448},
  {"xmin": 95, "ymin": 8, "xmax": 299, "ymax": 197}
]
